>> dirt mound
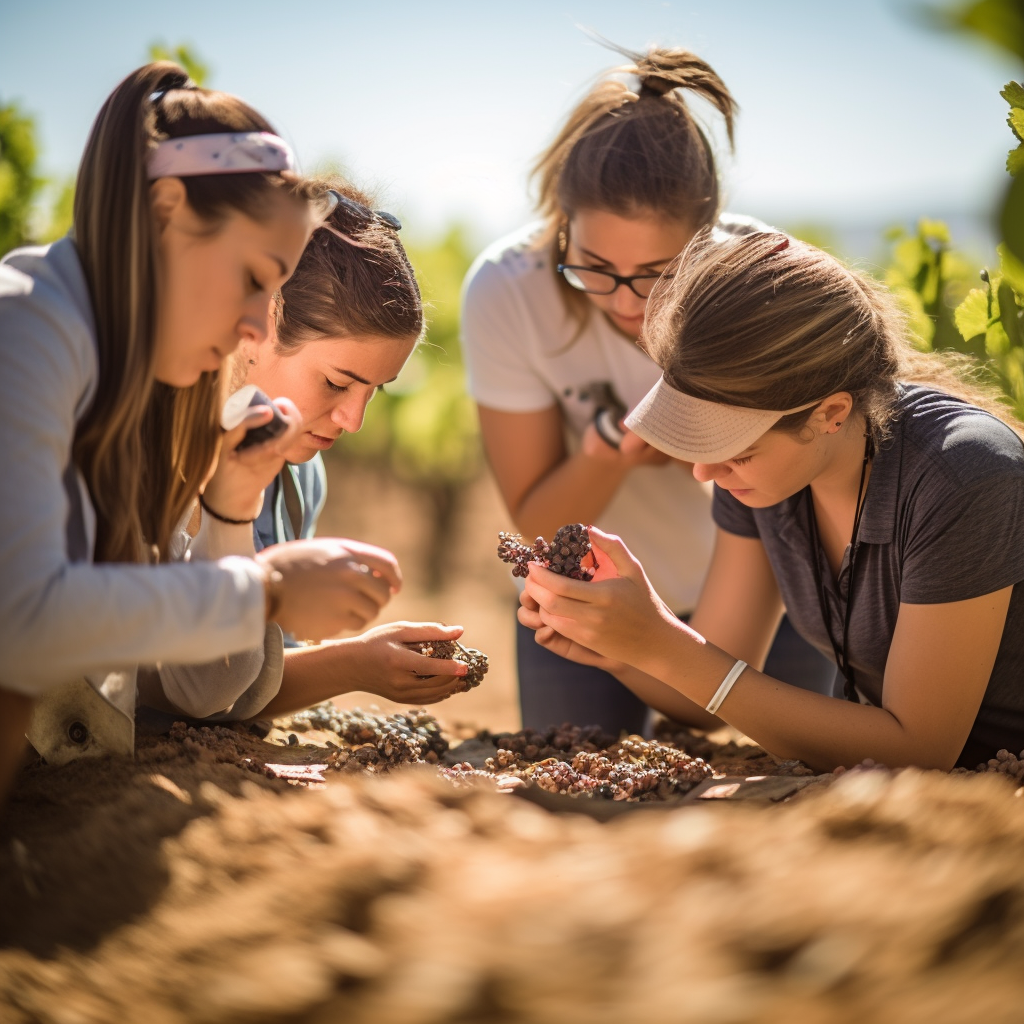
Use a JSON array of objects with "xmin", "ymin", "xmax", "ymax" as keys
[{"xmin": 2, "ymin": 720, "xmax": 1024, "ymax": 1023}]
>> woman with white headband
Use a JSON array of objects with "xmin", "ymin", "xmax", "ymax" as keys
[
  {"xmin": 0, "ymin": 63, "xmax": 402, "ymax": 797},
  {"xmin": 519, "ymin": 231, "xmax": 1024, "ymax": 771}
]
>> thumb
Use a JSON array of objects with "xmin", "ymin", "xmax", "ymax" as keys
[{"xmin": 586, "ymin": 526, "xmax": 641, "ymax": 581}]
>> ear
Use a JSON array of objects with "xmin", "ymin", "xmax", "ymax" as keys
[
  {"xmin": 811, "ymin": 392, "xmax": 855, "ymax": 435},
  {"xmin": 149, "ymin": 177, "xmax": 189, "ymax": 232}
]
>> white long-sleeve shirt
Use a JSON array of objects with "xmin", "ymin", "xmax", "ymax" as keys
[{"xmin": 0, "ymin": 238, "xmax": 267, "ymax": 700}]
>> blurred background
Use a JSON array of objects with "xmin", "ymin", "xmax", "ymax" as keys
[{"xmin": 2, "ymin": 0, "xmax": 1022, "ymax": 730}]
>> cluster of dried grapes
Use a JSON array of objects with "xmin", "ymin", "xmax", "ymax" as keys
[
  {"xmin": 497, "ymin": 523, "xmax": 596, "ymax": 581},
  {"xmin": 447, "ymin": 731, "xmax": 714, "ymax": 802},
  {"xmin": 976, "ymin": 748, "xmax": 1024, "ymax": 783},
  {"xmin": 287, "ymin": 704, "xmax": 449, "ymax": 770},
  {"xmin": 405, "ymin": 638, "xmax": 489, "ymax": 689},
  {"xmin": 486, "ymin": 722, "xmax": 617, "ymax": 762}
]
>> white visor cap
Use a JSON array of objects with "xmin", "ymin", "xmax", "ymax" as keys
[{"xmin": 624, "ymin": 376, "xmax": 813, "ymax": 464}]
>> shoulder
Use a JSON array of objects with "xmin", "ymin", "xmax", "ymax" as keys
[
  {"xmin": 0, "ymin": 238, "xmax": 98, "ymax": 417},
  {"xmin": 1, "ymin": 237, "xmax": 94, "ymax": 328},
  {"xmin": 895, "ymin": 386, "xmax": 1024, "ymax": 488},
  {"xmin": 463, "ymin": 222, "xmax": 553, "ymax": 302}
]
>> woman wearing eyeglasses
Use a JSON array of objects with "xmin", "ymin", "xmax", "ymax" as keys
[
  {"xmin": 462, "ymin": 45, "xmax": 834, "ymax": 735},
  {"xmin": 138, "ymin": 178, "xmax": 473, "ymax": 723},
  {"xmin": 519, "ymin": 231, "xmax": 1024, "ymax": 771}
]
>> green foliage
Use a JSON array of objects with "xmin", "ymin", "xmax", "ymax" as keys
[
  {"xmin": 934, "ymin": 0, "xmax": 1024, "ymax": 61},
  {"xmin": 336, "ymin": 225, "xmax": 482, "ymax": 486},
  {"xmin": 882, "ymin": 219, "xmax": 977, "ymax": 351},
  {"xmin": 0, "ymin": 101, "xmax": 43, "ymax": 256},
  {"xmin": 148, "ymin": 43, "xmax": 210, "ymax": 86}
]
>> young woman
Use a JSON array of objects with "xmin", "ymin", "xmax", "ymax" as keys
[
  {"xmin": 0, "ymin": 65, "xmax": 402, "ymax": 793},
  {"xmin": 139, "ymin": 178, "xmax": 472, "ymax": 721},
  {"xmin": 519, "ymin": 230, "xmax": 1024, "ymax": 772},
  {"xmin": 461, "ymin": 45, "xmax": 833, "ymax": 735}
]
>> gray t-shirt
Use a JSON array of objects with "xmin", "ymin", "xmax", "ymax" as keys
[{"xmin": 712, "ymin": 385, "xmax": 1024, "ymax": 767}]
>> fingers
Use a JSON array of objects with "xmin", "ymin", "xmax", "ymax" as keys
[
  {"xmin": 338, "ymin": 541, "xmax": 403, "ymax": 592},
  {"xmin": 517, "ymin": 600, "xmax": 545, "ymax": 631},
  {"xmin": 524, "ymin": 562, "xmax": 595, "ymax": 601},
  {"xmin": 585, "ymin": 527, "xmax": 640, "ymax": 578},
  {"xmin": 389, "ymin": 621, "xmax": 465, "ymax": 643}
]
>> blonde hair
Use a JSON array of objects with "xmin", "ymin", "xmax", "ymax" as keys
[
  {"xmin": 72, "ymin": 62, "xmax": 314, "ymax": 563},
  {"xmin": 643, "ymin": 231, "xmax": 1024, "ymax": 443},
  {"xmin": 531, "ymin": 44, "xmax": 737, "ymax": 329}
]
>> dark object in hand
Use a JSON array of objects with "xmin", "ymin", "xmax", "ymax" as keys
[
  {"xmin": 221, "ymin": 384, "xmax": 289, "ymax": 451},
  {"xmin": 497, "ymin": 524, "xmax": 596, "ymax": 581}
]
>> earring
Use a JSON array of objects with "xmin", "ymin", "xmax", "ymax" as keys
[{"xmin": 248, "ymin": 359, "xmax": 256, "ymax": 366}]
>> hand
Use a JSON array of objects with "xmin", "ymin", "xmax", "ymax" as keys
[
  {"xmin": 521, "ymin": 526, "xmax": 680, "ymax": 667},
  {"xmin": 203, "ymin": 397, "xmax": 303, "ymax": 521},
  {"xmin": 321, "ymin": 622, "xmax": 472, "ymax": 703},
  {"xmin": 580, "ymin": 422, "xmax": 672, "ymax": 468},
  {"xmin": 518, "ymin": 589, "xmax": 625, "ymax": 673},
  {"xmin": 256, "ymin": 537, "xmax": 402, "ymax": 639}
]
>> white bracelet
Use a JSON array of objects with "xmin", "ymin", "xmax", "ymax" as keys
[{"xmin": 705, "ymin": 659, "xmax": 747, "ymax": 715}]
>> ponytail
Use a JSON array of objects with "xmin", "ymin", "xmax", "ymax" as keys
[
  {"xmin": 531, "ymin": 43, "xmax": 737, "ymax": 326},
  {"xmin": 72, "ymin": 63, "xmax": 313, "ymax": 563}
]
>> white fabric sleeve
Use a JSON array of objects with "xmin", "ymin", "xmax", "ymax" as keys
[
  {"xmin": 139, "ymin": 622, "xmax": 285, "ymax": 720},
  {"xmin": 460, "ymin": 256, "xmax": 558, "ymax": 413},
  {"xmin": 0, "ymin": 262, "xmax": 267, "ymax": 698}
]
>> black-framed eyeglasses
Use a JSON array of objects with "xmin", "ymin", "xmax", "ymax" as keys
[
  {"xmin": 322, "ymin": 189, "xmax": 402, "ymax": 232},
  {"xmin": 555, "ymin": 221, "xmax": 671, "ymax": 298},
  {"xmin": 557, "ymin": 263, "xmax": 667, "ymax": 298}
]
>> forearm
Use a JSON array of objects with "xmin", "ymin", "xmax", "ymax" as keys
[
  {"xmin": 190, "ymin": 508, "xmax": 258, "ymax": 560},
  {"xmin": 513, "ymin": 450, "xmax": 629, "ymax": 539},
  {"xmin": 259, "ymin": 643, "xmax": 359, "ymax": 718},
  {"xmin": 614, "ymin": 664, "xmax": 723, "ymax": 731},
  {"xmin": 636, "ymin": 621, "xmax": 942, "ymax": 771}
]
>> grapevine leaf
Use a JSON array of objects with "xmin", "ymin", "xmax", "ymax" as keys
[
  {"xmin": 918, "ymin": 218, "xmax": 951, "ymax": 245},
  {"xmin": 954, "ymin": 286, "xmax": 992, "ymax": 340},
  {"xmin": 1009, "ymin": 144, "xmax": 1024, "ymax": 176},
  {"xmin": 999, "ymin": 280, "xmax": 1024, "ymax": 349},
  {"xmin": 1003, "ymin": 80, "xmax": 1024, "ymax": 108},
  {"xmin": 988, "ymin": 318, "xmax": 1012, "ymax": 357},
  {"xmin": 1000, "ymin": 173, "xmax": 1024, "ymax": 264},
  {"xmin": 945, "ymin": 0, "xmax": 1024, "ymax": 64},
  {"xmin": 1009, "ymin": 107, "xmax": 1024, "ymax": 142},
  {"xmin": 1000, "ymin": 243, "xmax": 1024, "ymax": 294}
]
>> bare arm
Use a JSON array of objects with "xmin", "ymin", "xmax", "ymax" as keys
[
  {"xmin": 523, "ymin": 527, "xmax": 1010, "ymax": 771},
  {"xmin": 478, "ymin": 404, "xmax": 669, "ymax": 540},
  {"xmin": 258, "ymin": 622, "xmax": 471, "ymax": 718}
]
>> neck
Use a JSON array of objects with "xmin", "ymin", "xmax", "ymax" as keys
[{"xmin": 809, "ymin": 413, "xmax": 871, "ymax": 513}]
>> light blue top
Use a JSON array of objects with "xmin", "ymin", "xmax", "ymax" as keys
[
  {"xmin": 254, "ymin": 455, "xmax": 328, "ymax": 647},
  {"xmin": 254, "ymin": 455, "xmax": 328, "ymax": 551}
]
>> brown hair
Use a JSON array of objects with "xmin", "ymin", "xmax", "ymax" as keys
[
  {"xmin": 643, "ymin": 230, "xmax": 1024, "ymax": 443},
  {"xmin": 531, "ymin": 44, "xmax": 737, "ymax": 327},
  {"xmin": 273, "ymin": 177, "xmax": 423, "ymax": 349},
  {"xmin": 72, "ymin": 62, "xmax": 314, "ymax": 563}
]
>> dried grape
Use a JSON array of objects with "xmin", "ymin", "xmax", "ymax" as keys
[
  {"xmin": 405, "ymin": 638, "xmax": 489, "ymax": 689},
  {"xmin": 497, "ymin": 523, "xmax": 596, "ymax": 581}
]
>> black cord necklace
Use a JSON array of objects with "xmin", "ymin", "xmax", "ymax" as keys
[{"xmin": 806, "ymin": 431, "xmax": 874, "ymax": 703}]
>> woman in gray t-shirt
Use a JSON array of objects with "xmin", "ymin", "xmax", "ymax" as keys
[{"xmin": 517, "ymin": 231, "xmax": 1024, "ymax": 771}]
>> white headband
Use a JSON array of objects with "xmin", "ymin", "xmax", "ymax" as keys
[{"xmin": 147, "ymin": 131, "xmax": 296, "ymax": 180}]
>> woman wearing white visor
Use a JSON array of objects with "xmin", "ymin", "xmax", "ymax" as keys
[{"xmin": 519, "ymin": 231, "xmax": 1024, "ymax": 771}]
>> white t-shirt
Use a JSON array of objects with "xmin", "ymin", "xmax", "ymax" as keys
[{"xmin": 462, "ymin": 217, "xmax": 766, "ymax": 612}]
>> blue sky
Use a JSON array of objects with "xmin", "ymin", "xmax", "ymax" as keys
[{"xmin": 1, "ymin": 0, "xmax": 1017, "ymax": 254}]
